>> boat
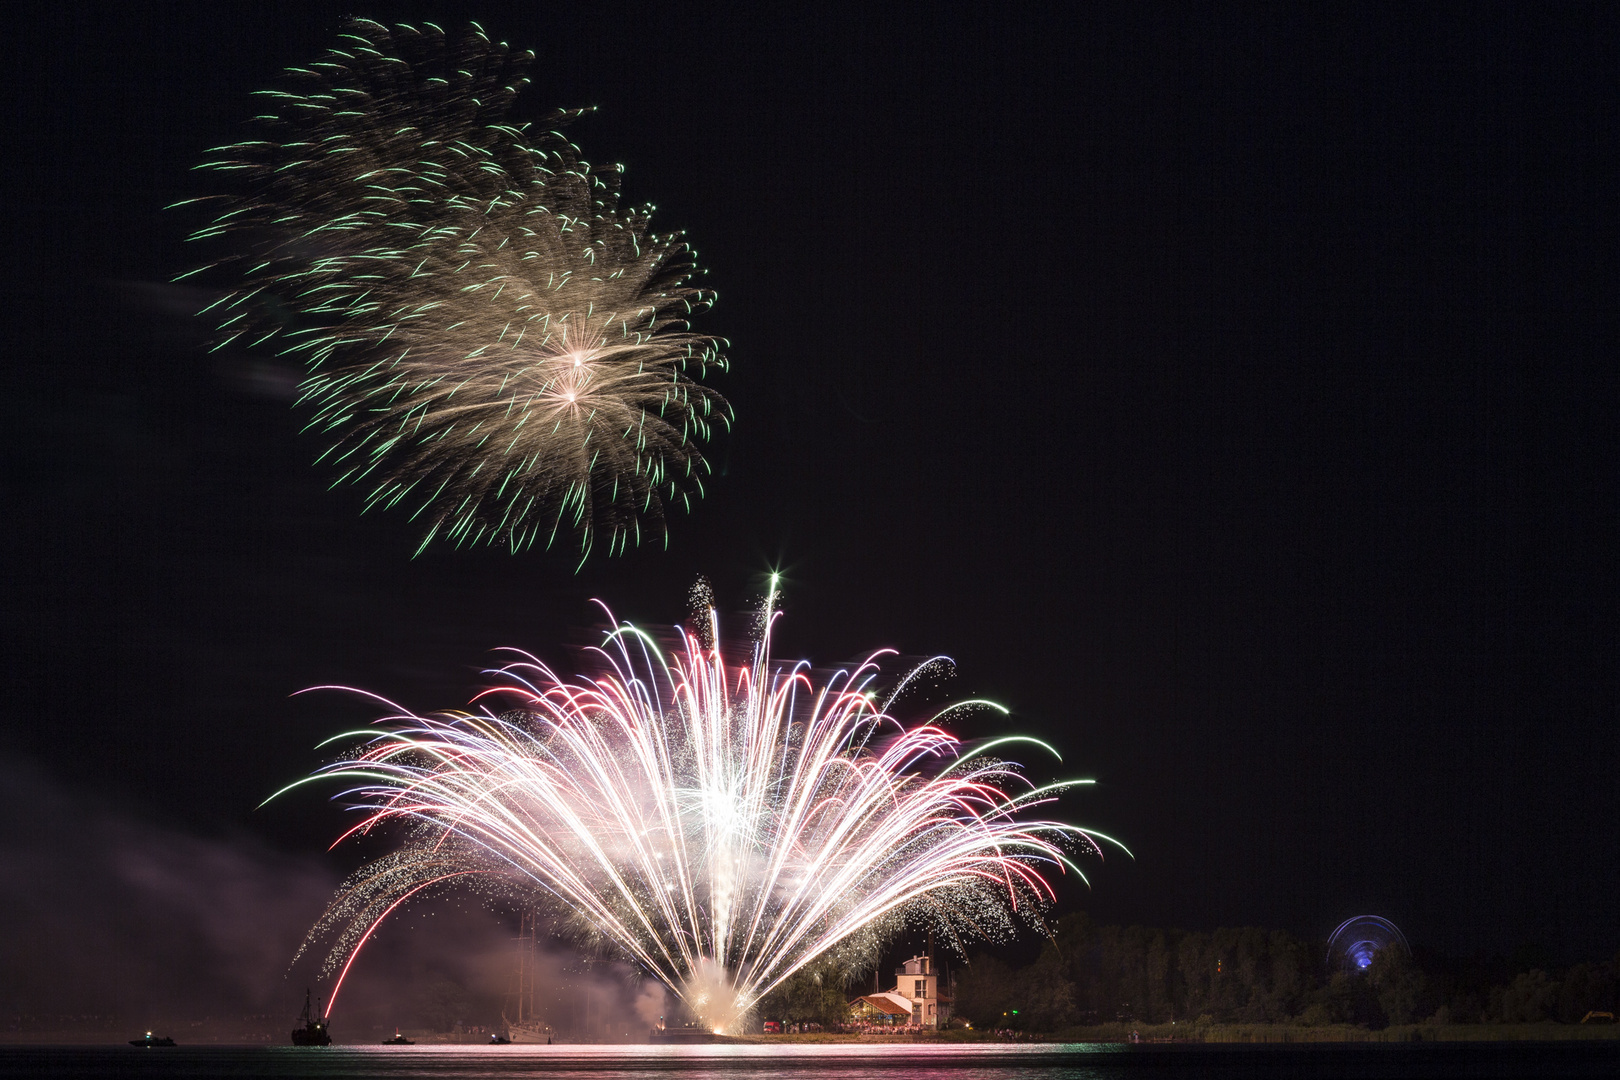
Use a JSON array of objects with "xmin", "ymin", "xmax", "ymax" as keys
[
  {"xmin": 382, "ymin": 1030, "xmax": 414, "ymax": 1045},
  {"xmin": 649, "ymin": 1025, "xmax": 722, "ymax": 1044},
  {"xmin": 499, "ymin": 914, "xmax": 554, "ymax": 1044},
  {"xmin": 291, "ymin": 988, "xmax": 333, "ymax": 1046},
  {"xmin": 129, "ymin": 1031, "xmax": 175, "ymax": 1047}
]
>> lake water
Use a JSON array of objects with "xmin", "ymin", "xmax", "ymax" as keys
[{"xmin": 3, "ymin": 1041, "xmax": 1617, "ymax": 1079}]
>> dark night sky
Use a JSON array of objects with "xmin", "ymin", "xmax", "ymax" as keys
[{"xmin": 3, "ymin": 0, "xmax": 1617, "ymax": 1008}]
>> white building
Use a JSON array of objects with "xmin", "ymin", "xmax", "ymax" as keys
[{"xmin": 889, "ymin": 954, "xmax": 951, "ymax": 1029}]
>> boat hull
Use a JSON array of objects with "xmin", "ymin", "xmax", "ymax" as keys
[{"xmin": 649, "ymin": 1029, "xmax": 723, "ymax": 1044}]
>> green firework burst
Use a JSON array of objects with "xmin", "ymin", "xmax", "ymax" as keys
[{"xmin": 178, "ymin": 18, "xmax": 729, "ymax": 559}]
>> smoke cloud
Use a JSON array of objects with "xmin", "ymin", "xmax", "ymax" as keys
[
  {"xmin": 0, "ymin": 761, "xmax": 334, "ymax": 1039},
  {"xmin": 0, "ymin": 760, "xmax": 674, "ymax": 1042}
]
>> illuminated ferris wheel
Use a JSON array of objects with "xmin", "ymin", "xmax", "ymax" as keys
[{"xmin": 1327, "ymin": 916, "xmax": 1409, "ymax": 974}]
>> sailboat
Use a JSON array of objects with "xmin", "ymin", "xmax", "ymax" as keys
[
  {"xmin": 498, "ymin": 914, "xmax": 553, "ymax": 1044},
  {"xmin": 291, "ymin": 988, "xmax": 332, "ymax": 1046}
]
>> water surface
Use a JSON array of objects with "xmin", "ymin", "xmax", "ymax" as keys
[{"xmin": 4, "ymin": 1041, "xmax": 1616, "ymax": 1079}]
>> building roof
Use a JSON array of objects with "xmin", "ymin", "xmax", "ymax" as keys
[
  {"xmin": 896, "ymin": 954, "xmax": 932, "ymax": 975},
  {"xmin": 850, "ymin": 992, "xmax": 914, "ymax": 1016}
]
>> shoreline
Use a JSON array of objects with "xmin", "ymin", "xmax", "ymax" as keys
[
  {"xmin": 5, "ymin": 1023, "xmax": 1618, "ymax": 1046},
  {"xmin": 736, "ymin": 1024, "xmax": 1620, "ymax": 1044}
]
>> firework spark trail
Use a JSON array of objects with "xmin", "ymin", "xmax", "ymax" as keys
[
  {"xmin": 280, "ymin": 585, "xmax": 1124, "ymax": 1030},
  {"xmin": 177, "ymin": 19, "xmax": 727, "ymax": 559}
]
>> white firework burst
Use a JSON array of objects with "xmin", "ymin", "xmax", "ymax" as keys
[{"xmin": 278, "ymin": 583, "xmax": 1125, "ymax": 1031}]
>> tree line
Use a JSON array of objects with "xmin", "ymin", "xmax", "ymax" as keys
[{"xmin": 952, "ymin": 913, "xmax": 1620, "ymax": 1030}]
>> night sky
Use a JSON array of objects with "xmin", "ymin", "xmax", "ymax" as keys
[{"xmin": 3, "ymin": 0, "xmax": 1616, "ymax": 1014}]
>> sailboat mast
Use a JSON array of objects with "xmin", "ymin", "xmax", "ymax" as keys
[
  {"xmin": 525, "ymin": 915, "xmax": 535, "ymax": 1025},
  {"xmin": 517, "ymin": 914, "xmax": 528, "ymax": 1024}
]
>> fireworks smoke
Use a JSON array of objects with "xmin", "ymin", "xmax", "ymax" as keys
[
  {"xmin": 279, "ymin": 583, "xmax": 1122, "ymax": 1031},
  {"xmin": 179, "ymin": 19, "xmax": 728, "ymax": 558}
]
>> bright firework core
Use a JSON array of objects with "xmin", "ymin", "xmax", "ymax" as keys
[{"xmin": 282, "ymin": 582, "xmax": 1122, "ymax": 1032}]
